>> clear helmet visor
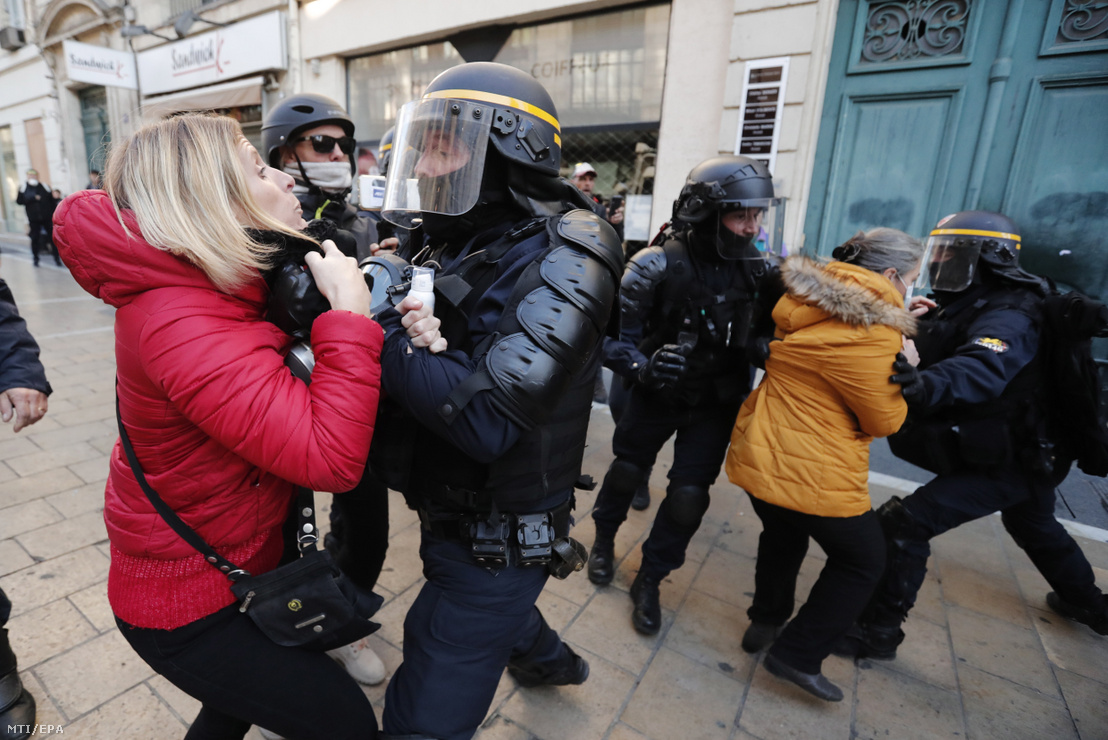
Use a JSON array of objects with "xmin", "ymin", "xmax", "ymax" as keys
[
  {"xmin": 914, "ymin": 235, "xmax": 982, "ymax": 294},
  {"xmin": 713, "ymin": 198, "xmax": 786, "ymax": 260},
  {"xmin": 382, "ymin": 98, "xmax": 491, "ymax": 229}
]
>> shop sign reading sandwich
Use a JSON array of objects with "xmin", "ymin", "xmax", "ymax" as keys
[
  {"xmin": 63, "ymin": 40, "xmax": 137, "ymax": 90},
  {"xmin": 137, "ymin": 11, "xmax": 287, "ymax": 96}
]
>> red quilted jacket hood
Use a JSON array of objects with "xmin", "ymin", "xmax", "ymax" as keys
[{"xmin": 53, "ymin": 189, "xmax": 264, "ymax": 309}]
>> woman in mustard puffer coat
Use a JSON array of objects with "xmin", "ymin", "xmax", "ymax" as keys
[{"xmin": 725, "ymin": 227, "xmax": 925, "ymax": 702}]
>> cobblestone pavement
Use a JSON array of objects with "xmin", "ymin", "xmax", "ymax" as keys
[{"xmin": 1, "ymin": 244, "xmax": 1106, "ymax": 739}]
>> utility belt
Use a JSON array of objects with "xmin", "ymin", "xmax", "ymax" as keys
[{"xmin": 418, "ymin": 498, "xmax": 587, "ymax": 579}]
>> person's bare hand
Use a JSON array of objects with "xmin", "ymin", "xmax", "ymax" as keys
[
  {"xmin": 396, "ymin": 295, "xmax": 447, "ymax": 354},
  {"xmin": 901, "ymin": 337, "xmax": 921, "ymax": 367},
  {"xmin": 370, "ymin": 237, "xmax": 400, "ymax": 256},
  {"xmin": 305, "ymin": 239, "xmax": 372, "ymax": 318},
  {"xmin": 908, "ymin": 295, "xmax": 936, "ymax": 317},
  {"xmin": 1, "ymin": 388, "xmax": 48, "ymax": 433},
  {"xmin": 608, "ymin": 206, "xmax": 624, "ymax": 226}
]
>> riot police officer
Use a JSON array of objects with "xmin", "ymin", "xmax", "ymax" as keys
[
  {"xmin": 841, "ymin": 211, "xmax": 1108, "ymax": 660},
  {"xmin": 372, "ymin": 62, "xmax": 623, "ymax": 739},
  {"xmin": 261, "ymin": 94, "xmax": 379, "ymax": 261},
  {"xmin": 588, "ymin": 155, "xmax": 785, "ymax": 635}
]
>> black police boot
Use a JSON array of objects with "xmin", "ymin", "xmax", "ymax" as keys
[
  {"xmin": 507, "ymin": 643, "xmax": 590, "ymax": 688},
  {"xmin": 630, "ymin": 482, "xmax": 651, "ymax": 511},
  {"xmin": 629, "ymin": 571, "xmax": 662, "ymax": 635},
  {"xmin": 741, "ymin": 621, "xmax": 783, "ymax": 654},
  {"xmin": 763, "ymin": 653, "xmax": 843, "ymax": 702},
  {"xmin": 1047, "ymin": 592, "xmax": 1108, "ymax": 635},
  {"xmin": 587, "ymin": 534, "xmax": 616, "ymax": 585},
  {"xmin": 831, "ymin": 621, "xmax": 904, "ymax": 660}
]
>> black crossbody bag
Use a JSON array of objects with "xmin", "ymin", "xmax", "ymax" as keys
[{"xmin": 115, "ymin": 394, "xmax": 381, "ymax": 651}]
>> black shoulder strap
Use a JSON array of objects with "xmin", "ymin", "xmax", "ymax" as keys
[{"xmin": 114, "ymin": 388, "xmax": 317, "ymax": 581}]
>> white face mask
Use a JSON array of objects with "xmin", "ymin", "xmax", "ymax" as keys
[
  {"xmin": 904, "ymin": 285, "xmax": 914, "ymax": 304},
  {"xmin": 284, "ymin": 161, "xmax": 352, "ymax": 194},
  {"xmin": 27, "ymin": 178, "xmax": 38, "ymax": 186}
]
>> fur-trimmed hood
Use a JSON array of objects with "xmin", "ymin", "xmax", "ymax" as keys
[{"xmin": 778, "ymin": 256, "xmax": 916, "ymax": 337}]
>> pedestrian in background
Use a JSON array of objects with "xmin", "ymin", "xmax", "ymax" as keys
[{"xmin": 15, "ymin": 170, "xmax": 52, "ymax": 267}]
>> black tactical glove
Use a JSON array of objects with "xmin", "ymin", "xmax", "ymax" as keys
[
  {"xmin": 890, "ymin": 352, "xmax": 927, "ymax": 408},
  {"xmin": 637, "ymin": 345, "xmax": 688, "ymax": 389},
  {"xmin": 747, "ymin": 336, "xmax": 780, "ymax": 371}
]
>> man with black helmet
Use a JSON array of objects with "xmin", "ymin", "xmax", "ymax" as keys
[
  {"xmin": 839, "ymin": 210, "xmax": 1108, "ymax": 660},
  {"xmin": 371, "ymin": 62, "xmax": 622, "ymax": 739},
  {"xmin": 261, "ymin": 94, "xmax": 391, "ymax": 692},
  {"xmin": 586, "ymin": 155, "xmax": 785, "ymax": 636},
  {"xmin": 261, "ymin": 93, "xmax": 379, "ymax": 260}
]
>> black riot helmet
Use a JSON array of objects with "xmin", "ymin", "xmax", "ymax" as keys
[
  {"xmin": 261, "ymin": 93, "xmax": 356, "ymax": 172},
  {"xmin": 915, "ymin": 210, "xmax": 1026, "ymax": 294},
  {"xmin": 377, "ymin": 126, "xmax": 396, "ymax": 176},
  {"xmin": 382, "ymin": 62, "xmax": 564, "ymax": 229},
  {"xmin": 672, "ymin": 155, "xmax": 785, "ymax": 260}
]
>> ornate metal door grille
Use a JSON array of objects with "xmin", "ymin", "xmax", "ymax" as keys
[{"xmin": 859, "ymin": 1, "xmax": 972, "ymax": 65}]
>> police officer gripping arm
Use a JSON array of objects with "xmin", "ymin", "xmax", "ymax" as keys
[
  {"xmin": 840, "ymin": 211, "xmax": 1108, "ymax": 661},
  {"xmin": 371, "ymin": 63, "xmax": 623, "ymax": 740}
]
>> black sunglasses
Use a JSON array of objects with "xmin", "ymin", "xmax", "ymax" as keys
[{"xmin": 294, "ymin": 134, "xmax": 356, "ymax": 155}]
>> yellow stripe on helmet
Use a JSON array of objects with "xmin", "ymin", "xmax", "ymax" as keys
[
  {"xmin": 379, "ymin": 142, "xmax": 392, "ymax": 152},
  {"xmin": 929, "ymin": 227, "xmax": 1021, "ymax": 246},
  {"xmin": 424, "ymin": 88, "xmax": 561, "ymax": 132}
]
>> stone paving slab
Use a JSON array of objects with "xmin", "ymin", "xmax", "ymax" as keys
[{"xmin": 1, "ymin": 252, "xmax": 1106, "ymax": 739}]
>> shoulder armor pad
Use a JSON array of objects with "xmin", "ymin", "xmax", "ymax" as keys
[
  {"xmin": 620, "ymin": 245, "xmax": 667, "ymax": 313},
  {"xmin": 555, "ymin": 209, "xmax": 624, "ymax": 279},
  {"xmin": 625, "ymin": 246, "xmax": 667, "ymax": 286}
]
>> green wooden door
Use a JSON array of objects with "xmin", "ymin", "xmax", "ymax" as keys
[{"xmin": 806, "ymin": 0, "xmax": 1108, "ymax": 301}]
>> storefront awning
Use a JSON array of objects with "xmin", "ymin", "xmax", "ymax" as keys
[{"xmin": 142, "ymin": 75, "xmax": 264, "ymax": 120}]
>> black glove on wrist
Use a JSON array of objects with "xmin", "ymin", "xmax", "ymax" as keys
[
  {"xmin": 747, "ymin": 336, "xmax": 779, "ymax": 371},
  {"xmin": 890, "ymin": 352, "xmax": 927, "ymax": 407},
  {"xmin": 637, "ymin": 345, "xmax": 688, "ymax": 389}
]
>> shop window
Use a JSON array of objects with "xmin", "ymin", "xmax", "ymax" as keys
[{"xmin": 346, "ymin": 3, "xmax": 670, "ymax": 138}]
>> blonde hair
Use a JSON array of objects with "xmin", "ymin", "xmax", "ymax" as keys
[{"xmin": 104, "ymin": 114, "xmax": 309, "ymax": 292}]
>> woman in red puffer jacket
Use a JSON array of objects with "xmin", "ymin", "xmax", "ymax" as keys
[{"xmin": 53, "ymin": 114, "xmax": 441, "ymax": 740}]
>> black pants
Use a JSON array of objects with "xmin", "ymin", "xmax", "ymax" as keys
[
  {"xmin": 28, "ymin": 221, "xmax": 49, "ymax": 263},
  {"xmin": 746, "ymin": 496, "xmax": 885, "ymax": 674},
  {"xmin": 327, "ymin": 464, "xmax": 390, "ymax": 592},
  {"xmin": 592, "ymin": 389, "xmax": 741, "ymax": 578},
  {"xmin": 867, "ymin": 467, "xmax": 1103, "ymax": 628},
  {"xmin": 118, "ymin": 605, "xmax": 377, "ymax": 740}
]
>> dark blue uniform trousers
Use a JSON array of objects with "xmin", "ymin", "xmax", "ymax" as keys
[
  {"xmin": 382, "ymin": 533, "xmax": 568, "ymax": 740},
  {"xmin": 591, "ymin": 390, "xmax": 741, "ymax": 579},
  {"xmin": 873, "ymin": 467, "xmax": 1103, "ymax": 626}
]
